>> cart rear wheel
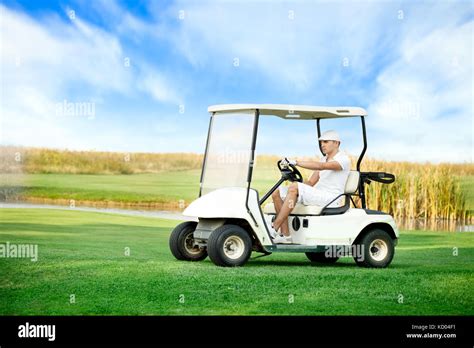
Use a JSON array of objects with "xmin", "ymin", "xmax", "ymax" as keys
[
  {"xmin": 354, "ymin": 228, "xmax": 394, "ymax": 268},
  {"xmin": 169, "ymin": 221, "xmax": 207, "ymax": 261},
  {"xmin": 207, "ymin": 224, "xmax": 252, "ymax": 267}
]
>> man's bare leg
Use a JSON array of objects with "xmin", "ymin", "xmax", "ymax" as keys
[
  {"xmin": 271, "ymin": 189, "xmax": 289, "ymax": 236},
  {"xmin": 273, "ymin": 183, "xmax": 298, "ymax": 236}
]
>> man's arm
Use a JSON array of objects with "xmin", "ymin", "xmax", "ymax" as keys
[
  {"xmin": 304, "ymin": 170, "xmax": 320, "ymax": 186},
  {"xmin": 297, "ymin": 160, "xmax": 342, "ymax": 171}
]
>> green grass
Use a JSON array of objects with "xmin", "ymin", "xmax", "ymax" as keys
[
  {"xmin": 0, "ymin": 208, "xmax": 473, "ymax": 315},
  {"xmin": 0, "ymin": 168, "xmax": 281, "ymax": 204},
  {"xmin": 1, "ymin": 171, "xmax": 202, "ymax": 203}
]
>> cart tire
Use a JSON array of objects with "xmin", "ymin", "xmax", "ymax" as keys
[
  {"xmin": 207, "ymin": 224, "xmax": 252, "ymax": 267},
  {"xmin": 169, "ymin": 221, "xmax": 207, "ymax": 261},
  {"xmin": 305, "ymin": 252, "xmax": 339, "ymax": 263},
  {"xmin": 354, "ymin": 228, "xmax": 394, "ymax": 268}
]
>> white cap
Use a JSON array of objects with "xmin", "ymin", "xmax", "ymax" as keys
[{"xmin": 318, "ymin": 130, "xmax": 340, "ymax": 142}]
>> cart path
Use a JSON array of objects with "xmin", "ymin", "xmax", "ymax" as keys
[{"xmin": 0, "ymin": 202, "xmax": 197, "ymax": 221}]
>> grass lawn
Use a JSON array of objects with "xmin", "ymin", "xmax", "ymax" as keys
[
  {"xmin": 1, "ymin": 171, "xmax": 202, "ymax": 203},
  {"xmin": 0, "ymin": 208, "xmax": 473, "ymax": 315},
  {"xmin": 1, "ymin": 168, "xmax": 281, "ymax": 204}
]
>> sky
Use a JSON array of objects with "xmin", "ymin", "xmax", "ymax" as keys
[{"xmin": 0, "ymin": 0, "xmax": 472, "ymax": 163}]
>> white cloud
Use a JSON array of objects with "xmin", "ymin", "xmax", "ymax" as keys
[
  {"xmin": 0, "ymin": 1, "xmax": 472, "ymax": 163},
  {"xmin": 162, "ymin": 1, "xmax": 399, "ymax": 91},
  {"xmin": 138, "ymin": 71, "xmax": 182, "ymax": 104},
  {"xmin": 0, "ymin": 4, "xmax": 182, "ymax": 149},
  {"xmin": 368, "ymin": 21, "xmax": 473, "ymax": 163},
  {"xmin": 1, "ymin": 5, "xmax": 132, "ymax": 94},
  {"xmin": 157, "ymin": 1, "xmax": 472, "ymax": 162},
  {"xmin": 87, "ymin": 0, "xmax": 161, "ymax": 41}
]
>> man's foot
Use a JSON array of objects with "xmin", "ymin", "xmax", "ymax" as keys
[
  {"xmin": 272, "ymin": 234, "xmax": 292, "ymax": 244},
  {"xmin": 268, "ymin": 224, "xmax": 279, "ymax": 239}
]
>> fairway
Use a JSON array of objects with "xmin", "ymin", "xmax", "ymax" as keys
[
  {"xmin": 1, "ymin": 171, "xmax": 203, "ymax": 203},
  {"xmin": 0, "ymin": 208, "xmax": 473, "ymax": 315},
  {"xmin": 1, "ymin": 168, "xmax": 280, "ymax": 205}
]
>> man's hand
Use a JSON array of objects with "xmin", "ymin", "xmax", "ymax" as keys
[{"xmin": 284, "ymin": 157, "xmax": 297, "ymax": 166}]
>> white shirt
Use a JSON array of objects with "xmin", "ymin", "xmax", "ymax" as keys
[{"xmin": 313, "ymin": 150, "xmax": 351, "ymax": 207}]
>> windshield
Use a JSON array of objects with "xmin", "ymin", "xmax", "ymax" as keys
[{"xmin": 200, "ymin": 111, "xmax": 256, "ymax": 195}]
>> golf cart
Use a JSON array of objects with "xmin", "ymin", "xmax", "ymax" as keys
[{"xmin": 169, "ymin": 104, "xmax": 398, "ymax": 268}]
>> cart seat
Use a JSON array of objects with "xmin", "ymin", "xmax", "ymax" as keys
[{"xmin": 263, "ymin": 170, "xmax": 360, "ymax": 216}]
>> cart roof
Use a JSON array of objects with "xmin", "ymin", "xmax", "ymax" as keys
[{"xmin": 208, "ymin": 104, "xmax": 367, "ymax": 119}]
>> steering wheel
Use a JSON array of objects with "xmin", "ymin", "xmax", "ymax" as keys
[{"xmin": 277, "ymin": 160, "xmax": 303, "ymax": 183}]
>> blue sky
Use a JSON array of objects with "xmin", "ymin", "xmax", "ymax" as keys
[{"xmin": 0, "ymin": 0, "xmax": 472, "ymax": 163}]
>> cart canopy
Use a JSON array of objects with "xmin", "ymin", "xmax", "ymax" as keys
[{"xmin": 208, "ymin": 104, "xmax": 367, "ymax": 119}]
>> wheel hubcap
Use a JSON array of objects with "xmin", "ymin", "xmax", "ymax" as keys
[
  {"xmin": 223, "ymin": 236, "xmax": 245, "ymax": 260},
  {"xmin": 184, "ymin": 232, "xmax": 202, "ymax": 255},
  {"xmin": 369, "ymin": 239, "xmax": 388, "ymax": 261}
]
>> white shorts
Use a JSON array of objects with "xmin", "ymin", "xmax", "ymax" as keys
[{"xmin": 279, "ymin": 183, "xmax": 341, "ymax": 207}]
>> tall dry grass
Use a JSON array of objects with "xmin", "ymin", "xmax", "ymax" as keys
[
  {"xmin": 275, "ymin": 154, "xmax": 472, "ymax": 222},
  {"xmin": 352, "ymin": 157, "xmax": 472, "ymax": 222},
  {"xmin": 0, "ymin": 146, "xmax": 203, "ymax": 174}
]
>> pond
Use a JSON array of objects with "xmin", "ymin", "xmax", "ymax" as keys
[{"xmin": 1, "ymin": 202, "xmax": 471, "ymax": 232}]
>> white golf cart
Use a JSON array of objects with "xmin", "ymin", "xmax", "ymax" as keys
[{"xmin": 169, "ymin": 104, "xmax": 398, "ymax": 268}]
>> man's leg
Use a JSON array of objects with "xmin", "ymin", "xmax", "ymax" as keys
[
  {"xmin": 271, "ymin": 189, "xmax": 289, "ymax": 236},
  {"xmin": 273, "ymin": 183, "xmax": 298, "ymax": 236}
]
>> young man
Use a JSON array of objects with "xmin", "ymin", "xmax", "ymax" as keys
[{"xmin": 270, "ymin": 130, "xmax": 351, "ymax": 244}]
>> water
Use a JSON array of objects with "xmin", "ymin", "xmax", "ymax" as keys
[
  {"xmin": 397, "ymin": 217, "xmax": 473, "ymax": 232},
  {"xmin": 1, "ymin": 202, "xmax": 471, "ymax": 232},
  {"xmin": 0, "ymin": 202, "xmax": 197, "ymax": 222}
]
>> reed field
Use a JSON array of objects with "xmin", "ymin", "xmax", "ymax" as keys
[
  {"xmin": 0, "ymin": 146, "xmax": 203, "ymax": 174},
  {"xmin": 0, "ymin": 146, "xmax": 472, "ymax": 224},
  {"xmin": 351, "ymin": 158, "xmax": 473, "ymax": 222}
]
